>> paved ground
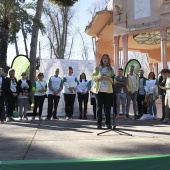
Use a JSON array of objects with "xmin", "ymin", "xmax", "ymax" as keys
[{"xmin": 0, "ymin": 110, "xmax": 170, "ymax": 161}]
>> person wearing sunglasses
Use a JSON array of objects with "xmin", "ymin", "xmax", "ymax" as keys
[
  {"xmin": 17, "ymin": 72, "xmax": 31, "ymax": 120},
  {"xmin": 32, "ymin": 72, "xmax": 47, "ymax": 121}
]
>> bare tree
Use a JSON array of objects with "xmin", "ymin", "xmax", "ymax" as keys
[
  {"xmin": 78, "ymin": 30, "xmax": 88, "ymax": 60},
  {"xmin": 44, "ymin": 2, "xmax": 75, "ymax": 59}
]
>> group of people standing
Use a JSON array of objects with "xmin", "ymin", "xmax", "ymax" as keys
[
  {"xmin": 0, "ymin": 66, "xmax": 92, "ymax": 123},
  {"xmin": 0, "ymin": 54, "xmax": 169, "ymax": 128}
]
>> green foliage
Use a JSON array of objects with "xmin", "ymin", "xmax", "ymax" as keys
[{"xmin": 49, "ymin": 0, "xmax": 78, "ymax": 7}]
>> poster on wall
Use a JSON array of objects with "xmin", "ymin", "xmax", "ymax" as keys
[{"xmin": 134, "ymin": 0, "xmax": 151, "ymax": 19}]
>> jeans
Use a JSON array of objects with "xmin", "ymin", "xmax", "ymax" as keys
[
  {"xmin": 148, "ymin": 100, "xmax": 157, "ymax": 116},
  {"xmin": 116, "ymin": 93, "xmax": 126, "ymax": 115},
  {"xmin": 126, "ymin": 93, "xmax": 137, "ymax": 116}
]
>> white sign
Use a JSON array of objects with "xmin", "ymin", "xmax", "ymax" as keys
[
  {"xmin": 40, "ymin": 59, "xmax": 97, "ymax": 117},
  {"xmin": 134, "ymin": 0, "xmax": 151, "ymax": 19}
]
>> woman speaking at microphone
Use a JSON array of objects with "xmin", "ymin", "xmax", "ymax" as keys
[{"xmin": 91, "ymin": 54, "xmax": 114, "ymax": 129}]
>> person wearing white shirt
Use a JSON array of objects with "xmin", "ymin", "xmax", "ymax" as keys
[
  {"xmin": 159, "ymin": 69, "xmax": 170, "ymax": 123},
  {"xmin": 62, "ymin": 66, "xmax": 78, "ymax": 120},
  {"xmin": 32, "ymin": 72, "xmax": 47, "ymax": 121},
  {"xmin": 46, "ymin": 68, "xmax": 63, "ymax": 120},
  {"xmin": 144, "ymin": 72, "xmax": 158, "ymax": 119},
  {"xmin": 77, "ymin": 72, "xmax": 89, "ymax": 119}
]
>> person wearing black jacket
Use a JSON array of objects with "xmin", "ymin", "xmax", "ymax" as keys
[
  {"xmin": 0, "ymin": 68, "xmax": 6, "ymax": 123},
  {"xmin": 158, "ymin": 69, "xmax": 167, "ymax": 121},
  {"xmin": 17, "ymin": 72, "xmax": 31, "ymax": 120},
  {"xmin": 5, "ymin": 69, "xmax": 18, "ymax": 122}
]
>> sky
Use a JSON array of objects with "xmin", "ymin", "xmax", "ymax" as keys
[{"xmin": 7, "ymin": 0, "xmax": 108, "ymax": 66}]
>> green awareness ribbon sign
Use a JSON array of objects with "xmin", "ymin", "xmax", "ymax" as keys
[
  {"xmin": 124, "ymin": 59, "xmax": 141, "ymax": 76},
  {"xmin": 11, "ymin": 55, "xmax": 30, "ymax": 80}
]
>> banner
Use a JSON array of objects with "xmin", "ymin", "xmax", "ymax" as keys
[
  {"xmin": 124, "ymin": 59, "xmax": 141, "ymax": 76},
  {"xmin": 11, "ymin": 55, "xmax": 30, "ymax": 80}
]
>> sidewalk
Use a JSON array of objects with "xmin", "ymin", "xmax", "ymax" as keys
[{"xmin": 0, "ymin": 112, "xmax": 170, "ymax": 161}]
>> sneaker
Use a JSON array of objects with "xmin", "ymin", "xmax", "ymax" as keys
[
  {"xmin": 79, "ymin": 115, "xmax": 82, "ymax": 119},
  {"xmin": 66, "ymin": 116, "xmax": 69, "ymax": 120},
  {"xmin": 1, "ymin": 119, "xmax": 4, "ymax": 123},
  {"xmin": 123, "ymin": 115, "xmax": 127, "ymax": 119},
  {"xmin": 19, "ymin": 117, "xmax": 22, "ymax": 121},
  {"xmin": 31, "ymin": 116, "xmax": 35, "ymax": 121},
  {"xmin": 69, "ymin": 117, "xmax": 73, "ymax": 120},
  {"xmin": 83, "ymin": 115, "xmax": 87, "ymax": 119},
  {"xmin": 6, "ymin": 117, "xmax": 11, "ymax": 122},
  {"xmin": 39, "ymin": 116, "xmax": 43, "ymax": 121},
  {"xmin": 161, "ymin": 118, "xmax": 169, "ymax": 123},
  {"xmin": 53, "ymin": 117, "xmax": 59, "ymax": 120}
]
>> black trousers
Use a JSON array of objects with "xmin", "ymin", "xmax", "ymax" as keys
[
  {"xmin": 33, "ymin": 96, "xmax": 45, "ymax": 117},
  {"xmin": 6, "ymin": 93, "xmax": 17, "ymax": 117},
  {"xmin": 63, "ymin": 93, "xmax": 76, "ymax": 117},
  {"xmin": 77, "ymin": 93, "xmax": 89, "ymax": 115},
  {"xmin": 137, "ymin": 94, "xmax": 147, "ymax": 115},
  {"xmin": 95, "ymin": 92, "xmax": 112, "ymax": 126},
  {"xmin": 0, "ymin": 96, "xmax": 4, "ymax": 120},
  {"xmin": 47, "ymin": 94, "xmax": 60, "ymax": 119},
  {"xmin": 161, "ymin": 94, "xmax": 165, "ymax": 119}
]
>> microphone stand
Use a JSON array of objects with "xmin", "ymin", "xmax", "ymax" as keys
[{"xmin": 97, "ymin": 113, "xmax": 132, "ymax": 136}]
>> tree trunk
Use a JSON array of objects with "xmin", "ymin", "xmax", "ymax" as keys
[
  {"xmin": 0, "ymin": 28, "xmax": 9, "ymax": 69},
  {"xmin": 21, "ymin": 18, "xmax": 28, "ymax": 56},
  {"xmin": 14, "ymin": 33, "xmax": 19, "ymax": 56},
  {"xmin": 29, "ymin": 0, "xmax": 44, "ymax": 101}
]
